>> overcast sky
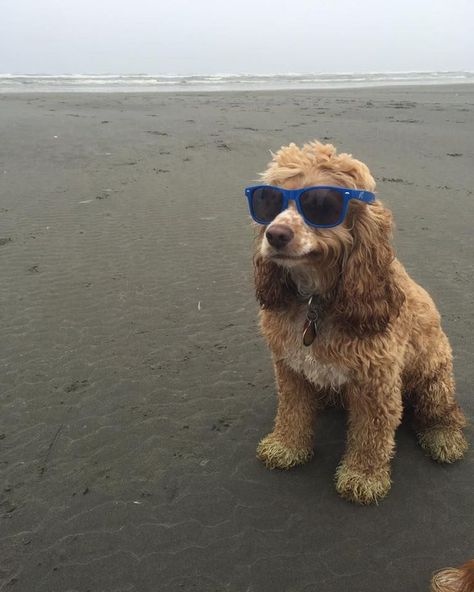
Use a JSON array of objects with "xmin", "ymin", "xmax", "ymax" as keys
[{"xmin": 1, "ymin": 0, "xmax": 473, "ymax": 75}]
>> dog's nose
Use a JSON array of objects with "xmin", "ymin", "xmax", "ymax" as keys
[{"xmin": 265, "ymin": 224, "xmax": 294, "ymax": 249}]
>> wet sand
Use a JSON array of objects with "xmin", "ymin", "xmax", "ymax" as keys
[{"xmin": 0, "ymin": 86, "xmax": 473, "ymax": 591}]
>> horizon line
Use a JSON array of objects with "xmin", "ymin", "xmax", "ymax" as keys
[{"xmin": 1, "ymin": 69, "xmax": 473, "ymax": 77}]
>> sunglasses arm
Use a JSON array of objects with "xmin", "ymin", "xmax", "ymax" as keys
[{"xmin": 354, "ymin": 190, "xmax": 376, "ymax": 203}]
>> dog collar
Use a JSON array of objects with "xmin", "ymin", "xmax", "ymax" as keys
[{"xmin": 303, "ymin": 294, "xmax": 323, "ymax": 346}]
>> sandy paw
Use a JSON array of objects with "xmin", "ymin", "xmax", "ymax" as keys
[
  {"xmin": 335, "ymin": 463, "xmax": 391, "ymax": 505},
  {"xmin": 256, "ymin": 434, "xmax": 313, "ymax": 470},
  {"xmin": 418, "ymin": 426, "xmax": 468, "ymax": 463}
]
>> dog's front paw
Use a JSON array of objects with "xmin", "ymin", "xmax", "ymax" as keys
[
  {"xmin": 256, "ymin": 433, "xmax": 313, "ymax": 470},
  {"xmin": 418, "ymin": 426, "xmax": 468, "ymax": 463},
  {"xmin": 335, "ymin": 463, "xmax": 391, "ymax": 505}
]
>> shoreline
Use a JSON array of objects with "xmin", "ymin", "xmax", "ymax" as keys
[{"xmin": 1, "ymin": 81, "xmax": 474, "ymax": 95}]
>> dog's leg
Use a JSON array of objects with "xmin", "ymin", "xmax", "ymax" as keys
[
  {"xmin": 335, "ymin": 375, "xmax": 403, "ymax": 504},
  {"xmin": 413, "ymin": 357, "xmax": 468, "ymax": 463},
  {"xmin": 257, "ymin": 359, "xmax": 316, "ymax": 469}
]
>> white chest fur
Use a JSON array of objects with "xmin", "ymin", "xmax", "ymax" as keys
[{"xmin": 282, "ymin": 313, "xmax": 349, "ymax": 390}]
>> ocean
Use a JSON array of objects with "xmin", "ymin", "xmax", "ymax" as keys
[{"xmin": 1, "ymin": 71, "xmax": 473, "ymax": 92}]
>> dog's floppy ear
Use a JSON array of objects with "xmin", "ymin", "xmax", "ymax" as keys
[
  {"xmin": 334, "ymin": 202, "xmax": 405, "ymax": 337},
  {"xmin": 253, "ymin": 254, "xmax": 296, "ymax": 310}
]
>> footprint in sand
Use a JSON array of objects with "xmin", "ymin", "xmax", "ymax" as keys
[
  {"xmin": 64, "ymin": 379, "xmax": 89, "ymax": 393},
  {"xmin": 379, "ymin": 177, "xmax": 414, "ymax": 185}
]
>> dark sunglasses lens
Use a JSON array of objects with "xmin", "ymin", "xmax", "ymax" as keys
[
  {"xmin": 300, "ymin": 188, "xmax": 344, "ymax": 226},
  {"xmin": 251, "ymin": 187, "xmax": 284, "ymax": 223}
]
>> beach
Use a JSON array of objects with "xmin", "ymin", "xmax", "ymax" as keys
[{"xmin": 1, "ymin": 85, "xmax": 473, "ymax": 591}]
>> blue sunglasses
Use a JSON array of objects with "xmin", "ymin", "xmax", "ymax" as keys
[{"xmin": 245, "ymin": 185, "xmax": 375, "ymax": 228}]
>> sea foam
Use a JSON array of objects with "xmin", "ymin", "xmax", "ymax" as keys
[{"xmin": 0, "ymin": 71, "xmax": 472, "ymax": 92}]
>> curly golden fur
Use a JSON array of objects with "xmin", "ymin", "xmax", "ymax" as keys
[
  {"xmin": 431, "ymin": 560, "xmax": 474, "ymax": 592},
  {"xmin": 251, "ymin": 140, "xmax": 468, "ymax": 504}
]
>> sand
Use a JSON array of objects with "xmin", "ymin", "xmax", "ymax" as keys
[{"xmin": 0, "ymin": 85, "xmax": 473, "ymax": 592}]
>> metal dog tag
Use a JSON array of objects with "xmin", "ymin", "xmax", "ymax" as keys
[
  {"xmin": 303, "ymin": 319, "xmax": 316, "ymax": 346},
  {"xmin": 302, "ymin": 294, "xmax": 322, "ymax": 346}
]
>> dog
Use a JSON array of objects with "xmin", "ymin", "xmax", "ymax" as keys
[
  {"xmin": 431, "ymin": 560, "xmax": 474, "ymax": 592},
  {"xmin": 247, "ymin": 140, "xmax": 468, "ymax": 504}
]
